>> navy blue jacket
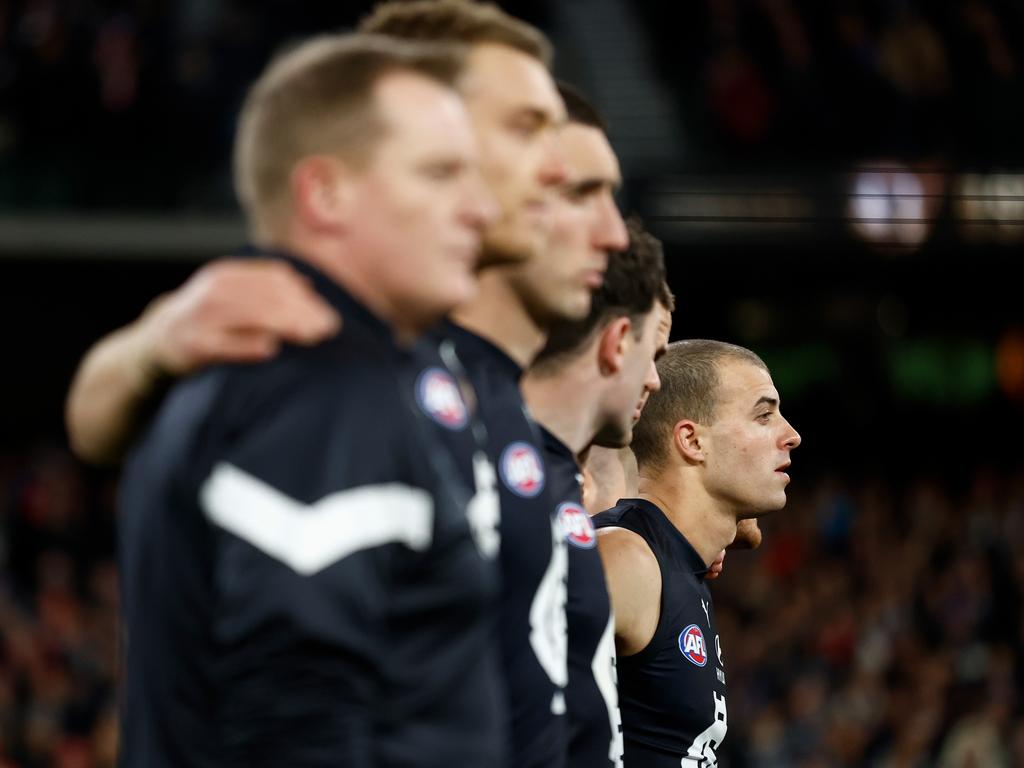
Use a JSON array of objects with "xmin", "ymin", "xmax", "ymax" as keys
[{"xmin": 119, "ymin": 253, "xmax": 505, "ymax": 767}]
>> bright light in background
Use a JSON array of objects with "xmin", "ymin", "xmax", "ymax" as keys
[
  {"xmin": 847, "ymin": 165, "xmax": 940, "ymax": 248},
  {"xmin": 956, "ymin": 173, "xmax": 1024, "ymax": 243}
]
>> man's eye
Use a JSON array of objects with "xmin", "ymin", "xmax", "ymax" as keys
[
  {"xmin": 423, "ymin": 163, "xmax": 460, "ymax": 180},
  {"xmin": 509, "ymin": 117, "xmax": 543, "ymax": 138}
]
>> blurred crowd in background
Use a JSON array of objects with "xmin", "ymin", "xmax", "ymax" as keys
[
  {"xmin": 0, "ymin": 447, "xmax": 118, "ymax": 768},
  {"xmin": 2, "ymin": 443, "xmax": 1022, "ymax": 766},
  {"xmin": 718, "ymin": 466, "xmax": 1024, "ymax": 766},
  {"xmin": 2, "ymin": 0, "xmax": 1022, "ymax": 765},
  {"xmin": 636, "ymin": 0, "xmax": 1024, "ymax": 167},
  {"xmin": 2, "ymin": 0, "xmax": 1024, "ymax": 209}
]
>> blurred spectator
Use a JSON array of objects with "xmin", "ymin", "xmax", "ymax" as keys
[
  {"xmin": 1, "ymin": 445, "xmax": 117, "ymax": 768},
  {"xmin": 714, "ymin": 464, "xmax": 1024, "ymax": 765},
  {"xmin": 632, "ymin": 0, "xmax": 1024, "ymax": 168},
  {"xmin": 0, "ymin": 0, "xmax": 556, "ymax": 210}
]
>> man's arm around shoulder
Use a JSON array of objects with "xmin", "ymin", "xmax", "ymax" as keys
[{"xmin": 66, "ymin": 259, "xmax": 339, "ymax": 465}]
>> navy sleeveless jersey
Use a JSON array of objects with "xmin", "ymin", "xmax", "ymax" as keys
[
  {"xmin": 445, "ymin": 322, "xmax": 568, "ymax": 768},
  {"xmin": 539, "ymin": 427, "xmax": 622, "ymax": 768},
  {"xmin": 118, "ymin": 252, "xmax": 505, "ymax": 767},
  {"xmin": 592, "ymin": 499, "xmax": 728, "ymax": 767}
]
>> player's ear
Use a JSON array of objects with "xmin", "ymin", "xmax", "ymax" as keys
[
  {"xmin": 673, "ymin": 420, "xmax": 705, "ymax": 464},
  {"xmin": 597, "ymin": 317, "xmax": 631, "ymax": 376},
  {"xmin": 291, "ymin": 155, "xmax": 356, "ymax": 231}
]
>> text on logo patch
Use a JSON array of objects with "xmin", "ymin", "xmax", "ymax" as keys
[
  {"xmin": 679, "ymin": 624, "xmax": 708, "ymax": 667},
  {"xmin": 415, "ymin": 367, "xmax": 468, "ymax": 430},
  {"xmin": 557, "ymin": 502, "xmax": 596, "ymax": 548},
  {"xmin": 499, "ymin": 441, "xmax": 545, "ymax": 497}
]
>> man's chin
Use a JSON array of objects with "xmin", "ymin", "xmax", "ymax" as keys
[
  {"xmin": 558, "ymin": 291, "xmax": 592, "ymax": 322},
  {"xmin": 479, "ymin": 229, "xmax": 539, "ymax": 268},
  {"xmin": 591, "ymin": 426, "xmax": 631, "ymax": 450}
]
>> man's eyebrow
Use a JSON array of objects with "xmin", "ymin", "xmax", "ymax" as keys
[
  {"xmin": 565, "ymin": 174, "xmax": 618, "ymax": 193},
  {"xmin": 510, "ymin": 105, "xmax": 560, "ymax": 128},
  {"xmin": 752, "ymin": 396, "xmax": 778, "ymax": 412},
  {"xmin": 563, "ymin": 177, "xmax": 619, "ymax": 197}
]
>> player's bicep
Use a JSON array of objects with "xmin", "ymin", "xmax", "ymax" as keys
[{"xmin": 597, "ymin": 528, "xmax": 661, "ymax": 656}]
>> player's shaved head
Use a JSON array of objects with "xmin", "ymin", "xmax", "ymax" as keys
[{"xmin": 630, "ymin": 340, "xmax": 769, "ymax": 474}]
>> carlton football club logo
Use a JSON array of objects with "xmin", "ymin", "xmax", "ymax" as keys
[
  {"xmin": 499, "ymin": 441, "xmax": 545, "ymax": 497},
  {"xmin": 415, "ymin": 367, "xmax": 468, "ymax": 430},
  {"xmin": 678, "ymin": 624, "xmax": 708, "ymax": 667},
  {"xmin": 557, "ymin": 503, "xmax": 596, "ymax": 549}
]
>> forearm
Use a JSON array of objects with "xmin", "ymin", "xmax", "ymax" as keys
[
  {"xmin": 66, "ymin": 258, "xmax": 341, "ymax": 465},
  {"xmin": 66, "ymin": 299, "xmax": 171, "ymax": 465}
]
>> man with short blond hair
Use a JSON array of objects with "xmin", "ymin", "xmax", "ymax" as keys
[
  {"xmin": 118, "ymin": 32, "xmax": 503, "ymax": 766},
  {"xmin": 361, "ymin": 0, "xmax": 552, "ymax": 64},
  {"xmin": 595, "ymin": 340, "xmax": 802, "ymax": 766},
  {"xmin": 233, "ymin": 35, "xmax": 461, "ymax": 239}
]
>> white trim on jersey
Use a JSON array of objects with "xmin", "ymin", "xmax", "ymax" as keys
[
  {"xmin": 529, "ymin": 517, "xmax": 569, "ymax": 703},
  {"xmin": 682, "ymin": 690, "xmax": 727, "ymax": 767},
  {"xmin": 200, "ymin": 462, "xmax": 434, "ymax": 576},
  {"xmin": 593, "ymin": 611, "xmax": 624, "ymax": 768}
]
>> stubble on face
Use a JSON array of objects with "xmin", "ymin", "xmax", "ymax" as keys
[
  {"xmin": 457, "ymin": 43, "xmax": 566, "ymax": 267},
  {"xmin": 701, "ymin": 359, "xmax": 795, "ymax": 517}
]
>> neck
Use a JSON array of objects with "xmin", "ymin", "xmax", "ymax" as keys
[
  {"xmin": 450, "ymin": 268, "xmax": 546, "ymax": 368},
  {"xmin": 636, "ymin": 468, "xmax": 738, "ymax": 567},
  {"xmin": 521, "ymin": 356, "xmax": 602, "ymax": 456},
  {"xmin": 276, "ymin": 228, "xmax": 422, "ymax": 345}
]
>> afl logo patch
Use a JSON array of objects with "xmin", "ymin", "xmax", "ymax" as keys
[
  {"xmin": 678, "ymin": 624, "xmax": 708, "ymax": 667},
  {"xmin": 558, "ymin": 503, "xmax": 596, "ymax": 549},
  {"xmin": 499, "ymin": 442, "xmax": 545, "ymax": 497},
  {"xmin": 415, "ymin": 367, "xmax": 468, "ymax": 430}
]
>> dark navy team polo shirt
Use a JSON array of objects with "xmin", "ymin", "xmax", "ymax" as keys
[
  {"xmin": 593, "ymin": 499, "xmax": 728, "ymax": 767},
  {"xmin": 118, "ymin": 251, "xmax": 504, "ymax": 767},
  {"xmin": 539, "ymin": 427, "xmax": 621, "ymax": 768},
  {"xmin": 444, "ymin": 322, "xmax": 568, "ymax": 768}
]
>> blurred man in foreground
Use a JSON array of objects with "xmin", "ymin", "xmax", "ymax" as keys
[{"xmin": 118, "ymin": 33, "xmax": 505, "ymax": 766}]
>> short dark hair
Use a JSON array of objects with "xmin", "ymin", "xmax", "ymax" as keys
[
  {"xmin": 630, "ymin": 340, "xmax": 769, "ymax": 474},
  {"xmin": 360, "ymin": 0, "xmax": 553, "ymax": 67},
  {"xmin": 532, "ymin": 217, "xmax": 675, "ymax": 371},
  {"xmin": 557, "ymin": 80, "xmax": 607, "ymax": 132}
]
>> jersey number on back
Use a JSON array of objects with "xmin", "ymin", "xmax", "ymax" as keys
[
  {"xmin": 682, "ymin": 690, "xmax": 727, "ymax": 767},
  {"xmin": 529, "ymin": 519, "xmax": 568, "ymax": 712},
  {"xmin": 467, "ymin": 451, "xmax": 500, "ymax": 559}
]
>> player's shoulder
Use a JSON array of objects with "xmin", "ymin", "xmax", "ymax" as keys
[
  {"xmin": 229, "ymin": 335, "xmax": 404, "ymax": 414},
  {"xmin": 597, "ymin": 524, "xmax": 658, "ymax": 578},
  {"xmin": 596, "ymin": 502, "xmax": 660, "ymax": 582},
  {"xmin": 140, "ymin": 337, "xmax": 410, "ymax": 484},
  {"xmin": 597, "ymin": 520, "xmax": 662, "ymax": 655},
  {"xmin": 592, "ymin": 498, "xmax": 648, "ymax": 533}
]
